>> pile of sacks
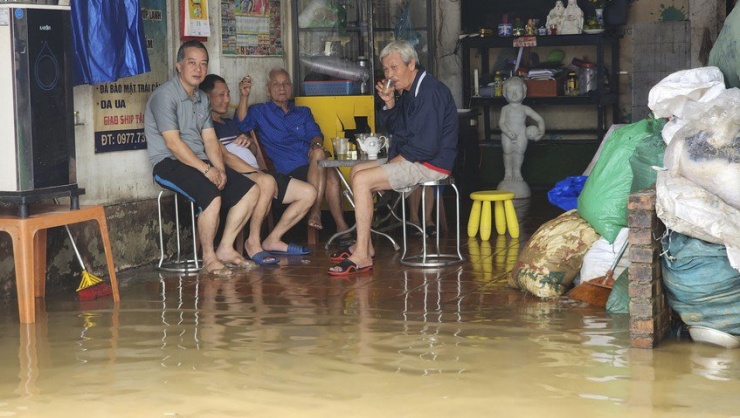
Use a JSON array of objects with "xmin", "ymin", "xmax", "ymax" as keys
[
  {"xmin": 508, "ymin": 67, "xmax": 740, "ymax": 328},
  {"xmin": 649, "ymin": 67, "xmax": 740, "ymax": 335}
]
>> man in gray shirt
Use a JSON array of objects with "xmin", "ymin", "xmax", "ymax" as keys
[{"xmin": 145, "ymin": 40, "xmax": 261, "ymax": 276}]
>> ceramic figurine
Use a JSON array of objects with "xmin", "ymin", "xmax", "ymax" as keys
[
  {"xmin": 560, "ymin": 0, "xmax": 584, "ymax": 34},
  {"xmin": 497, "ymin": 77, "xmax": 546, "ymax": 198},
  {"xmin": 525, "ymin": 18, "xmax": 535, "ymax": 35},
  {"xmin": 546, "ymin": 0, "xmax": 565, "ymax": 34}
]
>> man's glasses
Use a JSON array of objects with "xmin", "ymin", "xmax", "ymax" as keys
[{"xmin": 270, "ymin": 81, "xmax": 292, "ymax": 89}]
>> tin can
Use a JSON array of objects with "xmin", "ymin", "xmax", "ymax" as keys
[{"xmin": 578, "ymin": 62, "xmax": 597, "ymax": 95}]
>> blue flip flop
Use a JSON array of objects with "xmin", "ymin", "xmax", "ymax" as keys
[
  {"xmin": 268, "ymin": 243, "xmax": 311, "ymax": 256},
  {"xmin": 247, "ymin": 250, "xmax": 280, "ymax": 265}
]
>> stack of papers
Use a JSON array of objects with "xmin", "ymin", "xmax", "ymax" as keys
[{"xmin": 527, "ymin": 69, "xmax": 557, "ymax": 80}]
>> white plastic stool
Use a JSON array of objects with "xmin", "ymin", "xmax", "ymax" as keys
[
  {"xmin": 400, "ymin": 177, "xmax": 464, "ymax": 267},
  {"xmin": 157, "ymin": 190, "xmax": 200, "ymax": 272}
]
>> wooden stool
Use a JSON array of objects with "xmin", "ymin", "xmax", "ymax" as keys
[
  {"xmin": 0, "ymin": 205, "xmax": 119, "ymax": 323},
  {"xmin": 467, "ymin": 190, "xmax": 519, "ymax": 240}
]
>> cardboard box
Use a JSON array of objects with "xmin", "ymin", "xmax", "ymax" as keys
[{"xmin": 525, "ymin": 78, "xmax": 564, "ymax": 97}]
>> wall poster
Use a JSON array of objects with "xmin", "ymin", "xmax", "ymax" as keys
[
  {"xmin": 93, "ymin": 0, "xmax": 168, "ymax": 153},
  {"xmin": 221, "ymin": 0, "xmax": 283, "ymax": 56},
  {"xmin": 182, "ymin": 0, "xmax": 211, "ymax": 38}
]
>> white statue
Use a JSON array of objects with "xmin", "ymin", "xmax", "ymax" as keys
[
  {"xmin": 546, "ymin": 0, "xmax": 565, "ymax": 34},
  {"xmin": 498, "ymin": 77, "xmax": 545, "ymax": 198},
  {"xmin": 560, "ymin": 0, "xmax": 584, "ymax": 35}
]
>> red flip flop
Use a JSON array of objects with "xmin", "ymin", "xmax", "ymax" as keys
[
  {"xmin": 329, "ymin": 249, "xmax": 376, "ymax": 263},
  {"xmin": 329, "ymin": 249, "xmax": 352, "ymax": 262},
  {"xmin": 327, "ymin": 258, "xmax": 373, "ymax": 276}
]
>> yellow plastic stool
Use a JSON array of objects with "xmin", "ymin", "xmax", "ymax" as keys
[{"xmin": 467, "ymin": 190, "xmax": 519, "ymax": 240}]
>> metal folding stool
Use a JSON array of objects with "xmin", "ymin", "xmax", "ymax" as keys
[
  {"xmin": 400, "ymin": 177, "xmax": 464, "ymax": 267},
  {"xmin": 157, "ymin": 190, "xmax": 200, "ymax": 272}
]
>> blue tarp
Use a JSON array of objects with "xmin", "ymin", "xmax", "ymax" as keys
[
  {"xmin": 71, "ymin": 0, "xmax": 150, "ymax": 85},
  {"xmin": 548, "ymin": 175, "xmax": 587, "ymax": 211}
]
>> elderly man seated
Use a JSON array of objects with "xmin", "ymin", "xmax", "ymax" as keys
[
  {"xmin": 327, "ymin": 40, "xmax": 458, "ymax": 276},
  {"xmin": 200, "ymin": 74, "xmax": 317, "ymax": 261},
  {"xmin": 236, "ymin": 67, "xmax": 352, "ymax": 245}
]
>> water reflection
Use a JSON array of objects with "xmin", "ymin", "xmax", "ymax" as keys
[
  {"xmin": 468, "ymin": 235, "xmax": 519, "ymax": 284},
  {"xmin": 4, "ymin": 260, "xmax": 740, "ymax": 417}
]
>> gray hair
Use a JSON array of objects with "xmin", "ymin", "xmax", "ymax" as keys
[
  {"xmin": 267, "ymin": 67, "xmax": 291, "ymax": 85},
  {"xmin": 379, "ymin": 40, "xmax": 418, "ymax": 66}
]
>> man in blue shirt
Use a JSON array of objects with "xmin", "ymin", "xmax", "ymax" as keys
[
  {"xmin": 328, "ymin": 41, "xmax": 458, "ymax": 276},
  {"xmin": 237, "ymin": 68, "xmax": 351, "ymax": 241}
]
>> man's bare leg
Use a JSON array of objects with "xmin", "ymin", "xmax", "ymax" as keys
[
  {"xmin": 407, "ymin": 187, "xmax": 435, "ymax": 230},
  {"xmin": 262, "ymin": 179, "xmax": 316, "ymax": 253},
  {"xmin": 306, "ymin": 148, "xmax": 327, "ymax": 230},
  {"xmin": 198, "ymin": 197, "xmax": 230, "ymax": 274},
  {"xmin": 243, "ymin": 173, "xmax": 278, "ymax": 261},
  {"xmin": 325, "ymin": 168, "xmax": 350, "ymax": 233},
  {"xmin": 329, "ymin": 166, "xmax": 390, "ymax": 272},
  {"xmin": 215, "ymin": 186, "xmax": 260, "ymax": 264}
]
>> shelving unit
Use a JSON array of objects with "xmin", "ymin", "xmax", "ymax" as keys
[{"xmin": 461, "ymin": 33, "xmax": 620, "ymax": 141}]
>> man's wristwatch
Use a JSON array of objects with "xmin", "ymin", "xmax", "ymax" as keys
[{"xmin": 203, "ymin": 163, "xmax": 211, "ymax": 175}]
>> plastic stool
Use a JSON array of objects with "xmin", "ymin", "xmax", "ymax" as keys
[
  {"xmin": 0, "ymin": 204, "xmax": 119, "ymax": 323},
  {"xmin": 467, "ymin": 190, "xmax": 519, "ymax": 240},
  {"xmin": 400, "ymin": 177, "xmax": 464, "ymax": 267},
  {"xmin": 157, "ymin": 191, "xmax": 200, "ymax": 272}
]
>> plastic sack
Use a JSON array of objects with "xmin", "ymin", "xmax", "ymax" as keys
[
  {"xmin": 630, "ymin": 126, "xmax": 666, "ymax": 192},
  {"xmin": 655, "ymin": 170, "xmax": 740, "ymax": 266},
  {"xmin": 708, "ymin": 5, "xmax": 740, "ymax": 89},
  {"xmin": 579, "ymin": 227, "xmax": 630, "ymax": 283},
  {"xmin": 606, "ymin": 269, "xmax": 629, "ymax": 314},
  {"xmin": 577, "ymin": 118, "xmax": 657, "ymax": 243},
  {"xmin": 510, "ymin": 210, "xmax": 600, "ymax": 298},
  {"xmin": 662, "ymin": 230, "xmax": 740, "ymax": 335},
  {"xmin": 394, "ymin": 3, "xmax": 421, "ymax": 47},
  {"xmin": 662, "ymin": 88, "xmax": 740, "ymax": 210},
  {"xmin": 647, "ymin": 67, "xmax": 727, "ymax": 119},
  {"xmin": 547, "ymin": 175, "xmax": 587, "ymax": 211}
]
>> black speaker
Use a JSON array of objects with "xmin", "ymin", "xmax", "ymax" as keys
[{"xmin": 0, "ymin": 4, "xmax": 75, "ymax": 192}]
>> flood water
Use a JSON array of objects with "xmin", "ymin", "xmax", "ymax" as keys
[
  {"xmin": 1, "ymin": 206, "xmax": 739, "ymax": 417},
  {"xmin": 2, "ymin": 259, "xmax": 739, "ymax": 417}
]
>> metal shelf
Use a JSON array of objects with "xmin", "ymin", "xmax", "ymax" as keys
[{"xmin": 462, "ymin": 32, "xmax": 621, "ymax": 140}]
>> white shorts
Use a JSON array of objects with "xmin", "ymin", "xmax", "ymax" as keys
[
  {"xmin": 381, "ymin": 160, "xmax": 448, "ymax": 193},
  {"xmin": 225, "ymin": 142, "xmax": 259, "ymax": 168}
]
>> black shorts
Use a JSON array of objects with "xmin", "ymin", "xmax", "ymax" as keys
[
  {"xmin": 287, "ymin": 164, "xmax": 310, "ymax": 182},
  {"xmin": 153, "ymin": 158, "xmax": 255, "ymax": 212},
  {"xmin": 272, "ymin": 172, "xmax": 292, "ymax": 204}
]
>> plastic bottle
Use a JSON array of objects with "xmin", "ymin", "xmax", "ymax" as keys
[
  {"xmin": 493, "ymin": 71, "xmax": 504, "ymax": 97},
  {"xmin": 566, "ymin": 71, "xmax": 578, "ymax": 96}
]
